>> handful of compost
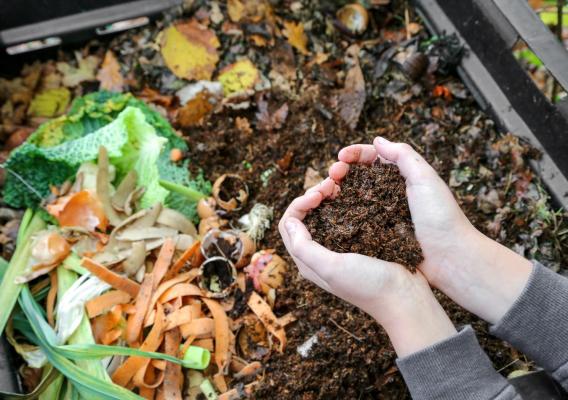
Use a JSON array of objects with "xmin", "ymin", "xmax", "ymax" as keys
[{"xmin": 304, "ymin": 161, "xmax": 424, "ymax": 271}]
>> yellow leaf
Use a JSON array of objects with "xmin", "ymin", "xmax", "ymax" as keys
[
  {"xmin": 283, "ymin": 21, "xmax": 309, "ymax": 55},
  {"xmin": 161, "ymin": 20, "xmax": 220, "ymax": 81},
  {"xmin": 228, "ymin": 0, "xmax": 245, "ymax": 22},
  {"xmin": 27, "ymin": 88, "xmax": 71, "ymax": 117},
  {"xmin": 217, "ymin": 59, "xmax": 259, "ymax": 96},
  {"xmin": 96, "ymin": 51, "xmax": 124, "ymax": 92}
]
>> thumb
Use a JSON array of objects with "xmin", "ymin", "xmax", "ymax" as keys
[
  {"xmin": 373, "ymin": 137, "xmax": 436, "ymax": 185},
  {"xmin": 284, "ymin": 217, "xmax": 313, "ymax": 250},
  {"xmin": 284, "ymin": 218, "xmax": 336, "ymax": 280}
]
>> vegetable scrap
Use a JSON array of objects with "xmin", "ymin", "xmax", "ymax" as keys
[{"xmin": 0, "ymin": 92, "xmax": 289, "ymax": 399}]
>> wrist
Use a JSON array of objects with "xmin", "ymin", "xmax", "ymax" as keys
[
  {"xmin": 374, "ymin": 276, "xmax": 457, "ymax": 358},
  {"xmin": 432, "ymin": 229, "xmax": 533, "ymax": 324}
]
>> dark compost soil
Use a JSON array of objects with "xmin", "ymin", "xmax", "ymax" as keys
[
  {"xmin": 186, "ymin": 88, "xmax": 552, "ymax": 399},
  {"xmin": 304, "ymin": 161, "xmax": 423, "ymax": 271}
]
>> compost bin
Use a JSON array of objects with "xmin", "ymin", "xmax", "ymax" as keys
[{"xmin": 1, "ymin": 0, "xmax": 568, "ymax": 399}]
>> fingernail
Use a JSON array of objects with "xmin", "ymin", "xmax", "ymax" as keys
[
  {"xmin": 376, "ymin": 136, "xmax": 389, "ymax": 144},
  {"xmin": 285, "ymin": 219, "xmax": 297, "ymax": 235}
]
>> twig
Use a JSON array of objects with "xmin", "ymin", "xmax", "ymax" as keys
[
  {"xmin": 328, "ymin": 318, "xmax": 363, "ymax": 342},
  {"xmin": 496, "ymin": 358, "xmax": 520, "ymax": 373},
  {"xmin": 404, "ymin": 7, "xmax": 411, "ymax": 41}
]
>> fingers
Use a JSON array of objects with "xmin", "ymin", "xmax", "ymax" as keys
[
  {"xmin": 279, "ymin": 178, "xmax": 339, "ymax": 250},
  {"xmin": 306, "ymin": 177, "xmax": 336, "ymax": 198},
  {"xmin": 328, "ymin": 161, "xmax": 349, "ymax": 182},
  {"xmin": 373, "ymin": 137, "xmax": 436, "ymax": 185},
  {"xmin": 284, "ymin": 218, "xmax": 336, "ymax": 283},
  {"xmin": 338, "ymin": 144, "xmax": 378, "ymax": 165}
]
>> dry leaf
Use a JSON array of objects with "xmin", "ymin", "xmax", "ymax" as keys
[
  {"xmin": 177, "ymin": 91, "xmax": 215, "ymax": 127},
  {"xmin": 97, "ymin": 51, "xmax": 124, "ymax": 92},
  {"xmin": 256, "ymin": 99, "xmax": 289, "ymax": 131},
  {"xmin": 303, "ymin": 167, "xmax": 323, "ymax": 190},
  {"xmin": 56, "ymin": 53, "xmax": 100, "ymax": 87},
  {"xmin": 139, "ymin": 87, "xmax": 174, "ymax": 107},
  {"xmin": 228, "ymin": 0, "xmax": 245, "ymax": 22},
  {"xmin": 283, "ymin": 21, "xmax": 309, "ymax": 55},
  {"xmin": 270, "ymin": 42, "xmax": 296, "ymax": 81},
  {"xmin": 161, "ymin": 20, "xmax": 220, "ymax": 81},
  {"xmin": 217, "ymin": 59, "xmax": 259, "ymax": 96},
  {"xmin": 337, "ymin": 45, "xmax": 365, "ymax": 130},
  {"xmin": 235, "ymin": 117, "xmax": 253, "ymax": 135}
]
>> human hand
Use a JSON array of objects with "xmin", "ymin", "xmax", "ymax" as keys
[
  {"xmin": 278, "ymin": 178, "xmax": 456, "ymax": 357},
  {"xmin": 329, "ymin": 137, "xmax": 533, "ymax": 324}
]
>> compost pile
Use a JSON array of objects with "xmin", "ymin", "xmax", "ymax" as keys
[
  {"xmin": 1, "ymin": 0, "xmax": 568, "ymax": 399},
  {"xmin": 305, "ymin": 162, "xmax": 423, "ymax": 271}
]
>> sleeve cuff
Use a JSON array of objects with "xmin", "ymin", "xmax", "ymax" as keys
[
  {"xmin": 396, "ymin": 325, "xmax": 513, "ymax": 400},
  {"xmin": 491, "ymin": 262, "xmax": 568, "ymax": 381}
]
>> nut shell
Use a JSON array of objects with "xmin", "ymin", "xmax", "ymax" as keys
[
  {"xmin": 237, "ymin": 231, "xmax": 256, "ymax": 268},
  {"xmin": 212, "ymin": 174, "xmax": 249, "ymax": 212},
  {"xmin": 200, "ymin": 229, "xmax": 256, "ymax": 268},
  {"xmin": 198, "ymin": 215, "xmax": 227, "ymax": 236},
  {"xmin": 336, "ymin": 4, "xmax": 369, "ymax": 35},
  {"xmin": 199, "ymin": 256, "xmax": 237, "ymax": 298},
  {"xmin": 197, "ymin": 197, "xmax": 217, "ymax": 219}
]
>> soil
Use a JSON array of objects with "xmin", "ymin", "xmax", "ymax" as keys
[
  {"xmin": 304, "ymin": 161, "xmax": 423, "ymax": 271},
  {"xmin": 186, "ymin": 88, "xmax": 532, "ymax": 399}
]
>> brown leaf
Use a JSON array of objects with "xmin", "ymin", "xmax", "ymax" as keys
[
  {"xmin": 256, "ymin": 99, "xmax": 289, "ymax": 131},
  {"xmin": 139, "ymin": 87, "xmax": 174, "ymax": 107},
  {"xmin": 271, "ymin": 103, "xmax": 289, "ymax": 129},
  {"xmin": 276, "ymin": 150, "xmax": 294, "ymax": 171},
  {"xmin": 283, "ymin": 21, "xmax": 309, "ymax": 55},
  {"xmin": 96, "ymin": 51, "xmax": 124, "ymax": 92},
  {"xmin": 270, "ymin": 42, "xmax": 296, "ymax": 81},
  {"xmin": 337, "ymin": 45, "xmax": 365, "ymax": 130},
  {"xmin": 235, "ymin": 117, "xmax": 253, "ymax": 136},
  {"xmin": 177, "ymin": 91, "xmax": 215, "ymax": 127}
]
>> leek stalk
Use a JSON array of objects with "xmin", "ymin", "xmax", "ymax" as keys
[
  {"xmin": 0, "ymin": 210, "xmax": 45, "ymax": 335},
  {"xmin": 159, "ymin": 179, "xmax": 207, "ymax": 202}
]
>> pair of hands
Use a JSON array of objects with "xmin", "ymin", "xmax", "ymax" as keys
[{"xmin": 278, "ymin": 137, "xmax": 533, "ymax": 357}]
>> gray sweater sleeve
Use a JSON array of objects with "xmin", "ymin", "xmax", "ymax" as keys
[
  {"xmin": 396, "ymin": 326, "xmax": 520, "ymax": 400},
  {"xmin": 491, "ymin": 262, "xmax": 568, "ymax": 390}
]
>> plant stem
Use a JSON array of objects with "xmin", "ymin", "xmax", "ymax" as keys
[
  {"xmin": 159, "ymin": 179, "xmax": 207, "ymax": 202},
  {"xmin": 0, "ymin": 212, "xmax": 45, "ymax": 335}
]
